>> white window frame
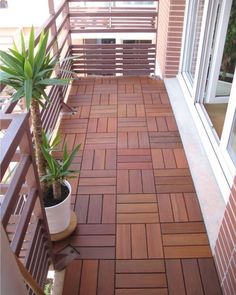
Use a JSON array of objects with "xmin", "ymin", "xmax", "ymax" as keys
[
  {"xmin": 180, "ymin": 0, "xmax": 210, "ymax": 97},
  {"xmin": 178, "ymin": 0, "xmax": 235, "ymax": 201},
  {"xmin": 220, "ymin": 67, "xmax": 236, "ymax": 175},
  {"xmin": 203, "ymin": 0, "xmax": 233, "ymax": 104}
]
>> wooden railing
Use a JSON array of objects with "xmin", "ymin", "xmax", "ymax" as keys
[
  {"xmin": 68, "ymin": 0, "xmax": 158, "ymax": 33},
  {"xmin": 0, "ymin": 1, "xmax": 159, "ymax": 290},
  {"xmin": 69, "ymin": 9, "xmax": 157, "ymax": 33},
  {"xmin": 1, "ymin": 0, "xmax": 73, "ymax": 134},
  {"xmin": 71, "ymin": 43, "xmax": 156, "ymax": 75},
  {"xmin": 0, "ymin": 0, "xmax": 73, "ymax": 292},
  {"xmin": 0, "ymin": 112, "xmax": 53, "ymax": 293}
]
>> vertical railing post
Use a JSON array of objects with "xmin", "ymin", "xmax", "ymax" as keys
[
  {"xmin": 109, "ymin": 0, "xmax": 112, "ymax": 29},
  {"xmin": 48, "ymin": 0, "xmax": 60, "ymax": 74},
  {"xmin": 64, "ymin": 0, "xmax": 72, "ymax": 47}
]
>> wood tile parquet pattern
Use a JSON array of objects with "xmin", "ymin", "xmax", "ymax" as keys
[{"xmin": 57, "ymin": 77, "xmax": 222, "ymax": 295}]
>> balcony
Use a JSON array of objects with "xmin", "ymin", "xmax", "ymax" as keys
[{"xmin": 0, "ymin": 1, "xmax": 226, "ymax": 295}]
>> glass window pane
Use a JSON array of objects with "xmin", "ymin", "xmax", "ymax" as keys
[
  {"xmin": 183, "ymin": 0, "xmax": 205, "ymax": 84},
  {"xmin": 216, "ymin": 1, "xmax": 235, "ymax": 97},
  {"xmin": 227, "ymin": 114, "xmax": 236, "ymax": 166}
]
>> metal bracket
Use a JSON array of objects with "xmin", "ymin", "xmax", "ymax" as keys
[
  {"xmin": 61, "ymin": 102, "xmax": 77, "ymax": 115},
  {"xmin": 150, "ymin": 74, "xmax": 160, "ymax": 80},
  {"xmin": 54, "ymin": 244, "xmax": 80, "ymax": 271}
]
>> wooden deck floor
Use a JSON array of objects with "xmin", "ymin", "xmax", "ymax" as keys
[{"xmin": 54, "ymin": 76, "xmax": 222, "ymax": 295}]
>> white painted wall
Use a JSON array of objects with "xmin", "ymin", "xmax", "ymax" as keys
[{"xmin": 0, "ymin": 0, "xmax": 49, "ymax": 27}]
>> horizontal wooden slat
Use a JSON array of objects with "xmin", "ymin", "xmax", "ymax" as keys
[
  {"xmin": 72, "ymin": 60, "xmax": 155, "ymax": 65},
  {"xmin": 69, "ymin": 0, "xmax": 158, "ymax": 2},
  {"xmin": 73, "ymin": 68, "xmax": 152, "ymax": 74},
  {"xmin": 71, "ymin": 44, "xmax": 155, "ymax": 49},
  {"xmin": 71, "ymin": 28, "xmax": 156, "ymax": 33},
  {"xmin": 70, "ymin": 12, "xmax": 157, "ymax": 17},
  {"xmin": 72, "ymin": 64, "xmax": 154, "ymax": 70},
  {"xmin": 71, "ymin": 49, "xmax": 155, "ymax": 54}
]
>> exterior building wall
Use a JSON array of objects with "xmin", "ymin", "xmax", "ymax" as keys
[
  {"xmin": 214, "ymin": 178, "xmax": 236, "ymax": 295},
  {"xmin": 156, "ymin": 0, "xmax": 185, "ymax": 77},
  {"xmin": 157, "ymin": 1, "xmax": 236, "ymax": 292}
]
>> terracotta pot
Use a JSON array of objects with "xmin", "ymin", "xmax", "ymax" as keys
[{"xmin": 45, "ymin": 180, "xmax": 71, "ymax": 234}]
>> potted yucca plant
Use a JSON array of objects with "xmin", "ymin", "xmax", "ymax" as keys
[
  {"xmin": 41, "ymin": 131, "xmax": 80, "ymax": 234},
  {"xmin": 0, "ymin": 27, "xmax": 79, "ymax": 235}
]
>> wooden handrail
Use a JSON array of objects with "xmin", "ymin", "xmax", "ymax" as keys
[{"xmin": 15, "ymin": 257, "xmax": 45, "ymax": 295}]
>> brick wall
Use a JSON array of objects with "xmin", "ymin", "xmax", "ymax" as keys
[
  {"xmin": 156, "ymin": 0, "xmax": 185, "ymax": 78},
  {"xmin": 214, "ymin": 178, "xmax": 236, "ymax": 295}
]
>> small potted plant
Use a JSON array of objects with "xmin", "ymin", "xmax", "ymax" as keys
[{"xmin": 41, "ymin": 131, "xmax": 80, "ymax": 234}]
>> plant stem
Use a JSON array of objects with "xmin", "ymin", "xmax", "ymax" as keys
[
  {"xmin": 30, "ymin": 99, "xmax": 47, "ymax": 195},
  {"xmin": 52, "ymin": 181, "xmax": 62, "ymax": 200}
]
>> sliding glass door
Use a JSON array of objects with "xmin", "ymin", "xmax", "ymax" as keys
[
  {"xmin": 221, "ymin": 70, "xmax": 236, "ymax": 173},
  {"xmin": 180, "ymin": 0, "xmax": 236, "ymax": 183}
]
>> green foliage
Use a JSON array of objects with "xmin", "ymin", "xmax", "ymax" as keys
[
  {"xmin": 42, "ymin": 130, "xmax": 61, "ymax": 153},
  {"xmin": 221, "ymin": 1, "xmax": 236, "ymax": 76},
  {"xmin": 44, "ymin": 280, "xmax": 53, "ymax": 295},
  {"xmin": 0, "ymin": 26, "xmax": 71, "ymax": 110},
  {"xmin": 41, "ymin": 130, "xmax": 80, "ymax": 185}
]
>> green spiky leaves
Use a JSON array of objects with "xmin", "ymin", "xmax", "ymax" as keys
[{"xmin": 0, "ymin": 26, "xmax": 71, "ymax": 110}]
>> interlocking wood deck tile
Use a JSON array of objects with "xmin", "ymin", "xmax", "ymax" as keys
[
  {"xmin": 166, "ymin": 258, "xmax": 222, "ymax": 295},
  {"xmin": 58, "ymin": 77, "xmax": 222, "ymax": 295},
  {"xmin": 92, "ymin": 93, "xmax": 118, "ymax": 105},
  {"xmin": 118, "ymin": 104, "xmax": 146, "ymax": 117},
  {"xmin": 118, "ymin": 132, "xmax": 150, "ymax": 148},
  {"xmin": 117, "ymin": 170, "xmax": 155, "ymax": 193},
  {"xmin": 75, "ymin": 194, "xmax": 116, "ymax": 223},
  {"xmin": 118, "ymin": 118, "xmax": 147, "ymax": 132},
  {"xmin": 85, "ymin": 133, "xmax": 117, "ymax": 149},
  {"xmin": 88, "ymin": 117, "xmax": 117, "ymax": 133},
  {"xmin": 158, "ymin": 193, "xmax": 203, "ymax": 223}
]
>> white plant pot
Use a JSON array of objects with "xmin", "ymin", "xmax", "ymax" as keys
[{"xmin": 45, "ymin": 180, "xmax": 72, "ymax": 234}]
